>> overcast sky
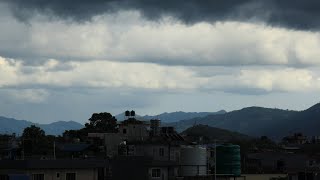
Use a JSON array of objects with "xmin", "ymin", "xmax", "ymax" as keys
[{"xmin": 0, "ymin": 0, "xmax": 320, "ymax": 124}]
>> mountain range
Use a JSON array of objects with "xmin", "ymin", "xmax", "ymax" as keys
[
  {"xmin": 2, "ymin": 102, "xmax": 320, "ymax": 139},
  {"xmin": 0, "ymin": 116, "xmax": 83, "ymax": 136},
  {"xmin": 142, "ymin": 110, "xmax": 226, "ymax": 122},
  {"xmin": 168, "ymin": 103, "xmax": 320, "ymax": 140},
  {"xmin": 115, "ymin": 110, "xmax": 226, "ymax": 122}
]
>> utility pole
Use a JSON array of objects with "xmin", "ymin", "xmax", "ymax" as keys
[
  {"xmin": 53, "ymin": 141, "xmax": 56, "ymax": 160},
  {"xmin": 214, "ymin": 139, "xmax": 217, "ymax": 180}
]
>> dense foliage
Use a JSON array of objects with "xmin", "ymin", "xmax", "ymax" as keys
[
  {"xmin": 21, "ymin": 125, "xmax": 55, "ymax": 155},
  {"xmin": 63, "ymin": 112, "xmax": 118, "ymax": 141},
  {"xmin": 85, "ymin": 112, "xmax": 118, "ymax": 133}
]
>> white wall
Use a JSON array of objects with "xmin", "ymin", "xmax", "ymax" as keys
[
  {"xmin": 103, "ymin": 133, "xmax": 122, "ymax": 156},
  {"xmin": 135, "ymin": 145, "xmax": 180, "ymax": 162},
  {"xmin": 119, "ymin": 124, "xmax": 149, "ymax": 141}
]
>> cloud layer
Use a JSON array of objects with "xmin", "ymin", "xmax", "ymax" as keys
[
  {"xmin": 1, "ymin": 56, "xmax": 320, "ymax": 98},
  {"xmin": 1, "ymin": 1, "xmax": 320, "ymax": 122},
  {"xmin": 1, "ymin": 9, "xmax": 320, "ymax": 67},
  {"xmin": 4, "ymin": 0, "xmax": 320, "ymax": 30}
]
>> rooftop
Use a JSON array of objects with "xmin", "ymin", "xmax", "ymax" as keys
[{"xmin": 0, "ymin": 159, "xmax": 109, "ymax": 169}]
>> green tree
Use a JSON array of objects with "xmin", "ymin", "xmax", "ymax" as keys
[
  {"xmin": 85, "ymin": 112, "xmax": 118, "ymax": 133},
  {"xmin": 21, "ymin": 125, "xmax": 51, "ymax": 155},
  {"xmin": 63, "ymin": 129, "xmax": 88, "ymax": 141},
  {"xmin": 62, "ymin": 112, "xmax": 118, "ymax": 142},
  {"xmin": 22, "ymin": 125, "xmax": 45, "ymax": 139}
]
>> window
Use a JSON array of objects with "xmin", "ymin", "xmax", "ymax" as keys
[
  {"xmin": 66, "ymin": 173, "xmax": 76, "ymax": 180},
  {"xmin": 32, "ymin": 174, "xmax": 44, "ymax": 180},
  {"xmin": 123, "ymin": 129, "xmax": 127, "ymax": 134},
  {"xmin": 56, "ymin": 173, "xmax": 60, "ymax": 178},
  {"xmin": 159, "ymin": 148, "xmax": 164, "ymax": 157},
  {"xmin": 210, "ymin": 150, "xmax": 215, "ymax": 158},
  {"xmin": 175, "ymin": 152, "xmax": 180, "ymax": 162},
  {"xmin": 0, "ymin": 175, "xmax": 9, "ymax": 180},
  {"xmin": 151, "ymin": 169, "xmax": 161, "ymax": 178}
]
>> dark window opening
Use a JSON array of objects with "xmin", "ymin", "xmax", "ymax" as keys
[
  {"xmin": 159, "ymin": 148, "xmax": 164, "ymax": 157},
  {"xmin": 0, "ymin": 175, "xmax": 9, "ymax": 180},
  {"xmin": 32, "ymin": 174, "xmax": 44, "ymax": 180},
  {"xmin": 66, "ymin": 173, "xmax": 76, "ymax": 180},
  {"xmin": 152, "ymin": 169, "xmax": 161, "ymax": 178}
]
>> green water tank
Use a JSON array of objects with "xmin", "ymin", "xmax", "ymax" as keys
[{"xmin": 216, "ymin": 144, "xmax": 241, "ymax": 176}]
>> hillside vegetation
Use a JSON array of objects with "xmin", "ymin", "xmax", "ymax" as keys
[{"xmin": 170, "ymin": 103, "xmax": 320, "ymax": 140}]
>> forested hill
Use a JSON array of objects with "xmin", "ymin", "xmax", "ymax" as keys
[
  {"xmin": 182, "ymin": 124, "xmax": 251, "ymax": 142},
  {"xmin": 170, "ymin": 103, "xmax": 320, "ymax": 140}
]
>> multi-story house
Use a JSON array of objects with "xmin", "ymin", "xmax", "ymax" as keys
[{"xmin": 0, "ymin": 159, "xmax": 109, "ymax": 180}]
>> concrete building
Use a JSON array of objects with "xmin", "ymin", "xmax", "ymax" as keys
[
  {"xmin": 215, "ymin": 174, "xmax": 287, "ymax": 180},
  {"xmin": 118, "ymin": 118, "xmax": 149, "ymax": 142},
  {"xmin": 0, "ymin": 160, "xmax": 109, "ymax": 180},
  {"xmin": 311, "ymin": 136, "xmax": 320, "ymax": 144},
  {"xmin": 0, "ymin": 134, "xmax": 19, "ymax": 160},
  {"xmin": 88, "ymin": 133, "xmax": 122, "ymax": 157},
  {"xmin": 87, "ymin": 117, "xmax": 150, "ymax": 157},
  {"xmin": 111, "ymin": 156, "xmax": 178, "ymax": 180},
  {"xmin": 282, "ymin": 133, "xmax": 308, "ymax": 145}
]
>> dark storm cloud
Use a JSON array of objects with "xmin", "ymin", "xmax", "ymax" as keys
[{"xmin": 4, "ymin": 0, "xmax": 320, "ymax": 30}]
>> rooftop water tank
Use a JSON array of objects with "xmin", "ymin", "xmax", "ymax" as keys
[
  {"xmin": 130, "ymin": 110, "xmax": 135, "ymax": 116},
  {"xmin": 180, "ymin": 146, "xmax": 207, "ymax": 176},
  {"xmin": 216, "ymin": 144, "xmax": 241, "ymax": 176}
]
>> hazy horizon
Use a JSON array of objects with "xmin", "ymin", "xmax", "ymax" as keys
[{"xmin": 1, "ymin": 98, "xmax": 319, "ymax": 124}]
